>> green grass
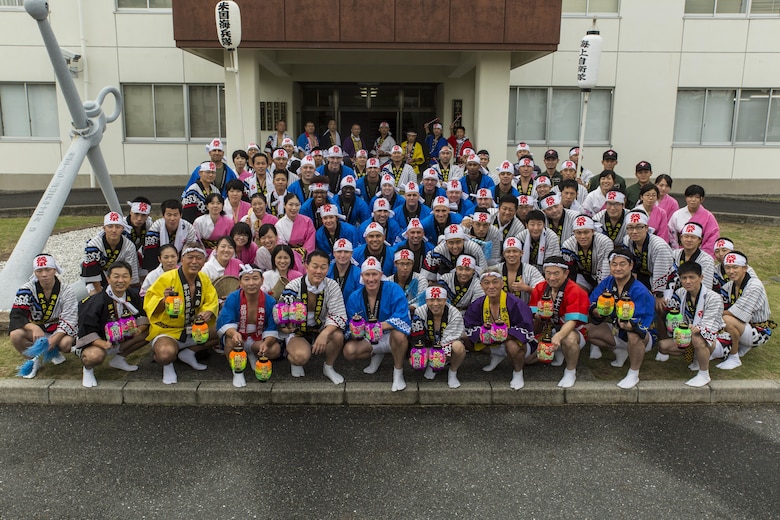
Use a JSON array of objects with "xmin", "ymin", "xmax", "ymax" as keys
[
  {"xmin": 0, "ymin": 215, "xmax": 98, "ymax": 260},
  {"xmin": 0, "ymin": 223, "xmax": 777, "ymax": 381}
]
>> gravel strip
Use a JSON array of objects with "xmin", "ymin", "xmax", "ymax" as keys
[{"xmin": 0, "ymin": 226, "xmax": 101, "ymax": 286}]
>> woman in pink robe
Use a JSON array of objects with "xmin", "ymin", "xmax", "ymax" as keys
[
  {"xmin": 636, "ymin": 184, "xmax": 670, "ymax": 244},
  {"xmin": 655, "ymin": 174, "xmax": 679, "ymax": 220},
  {"xmin": 241, "ymin": 193, "xmax": 279, "ymax": 241},
  {"xmin": 192, "ymin": 193, "xmax": 235, "ymax": 255},
  {"xmin": 255, "ymin": 223, "xmax": 305, "ymax": 273},
  {"xmin": 275, "ymin": 193, "xmax": 316, "ymax": 266},
  {"xmin": 230, "ymin": 222, "xmax": 259, "ymax": 265},
  {"xmin": 224, "ymin": 179, "xmax": 252, "ymax": 225}
]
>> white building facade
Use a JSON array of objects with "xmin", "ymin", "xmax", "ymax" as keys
[{"xmin": 2, "ymin": 0, "xmax": 780, "ymax": 193}]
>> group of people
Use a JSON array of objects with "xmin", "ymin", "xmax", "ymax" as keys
[{"xmin": 8, "ymin": 121, "xmax": 775, "ymax": 392}]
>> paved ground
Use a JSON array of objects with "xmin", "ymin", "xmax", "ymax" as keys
[{"xmin": 0, "ymin": 404, "xmax": 778, "ymax": 519}]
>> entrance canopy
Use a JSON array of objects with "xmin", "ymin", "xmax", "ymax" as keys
[{"xmin": 171, "ymin": 0, "xmax": 562, "ymax": 164}]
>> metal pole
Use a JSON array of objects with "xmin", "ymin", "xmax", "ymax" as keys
[
  {"xmin": 229, "ymin": 49, "xmax": 245, "ymax": 147},
  {"xmin": 576, "ymin": 89, "xmax": 590, "ymax": 181}
]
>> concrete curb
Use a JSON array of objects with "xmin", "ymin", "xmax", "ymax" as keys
[{"xmin": 1, "ymin": 378, "xmax": 778, "ymax": 406}]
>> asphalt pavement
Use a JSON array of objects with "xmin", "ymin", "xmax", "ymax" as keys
[{"xmin": 0, "ymin": 404, "xmax": 778, "ymax": 519}]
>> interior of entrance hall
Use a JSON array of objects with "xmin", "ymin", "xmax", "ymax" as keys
[{"xmin": 297, "ymin": 83, "xmax": 439, "ymax": 147}]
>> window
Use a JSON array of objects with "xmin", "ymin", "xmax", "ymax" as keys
[
  {"xmin": 0, "ymin": 83, "xmax": 59, "ymax": 138},
  {"xmin": 562, "ymin": 0, "xmax": 620, "ymax": 15},
  {"xmin": 684, "ymin": 0, "xmax": 780, "ymax": 15},
  {"xmin": 0, "ymin": 0, "xmax": 24, "ymax": 8},
  {"xmin": 117, "ymin": 0, "xmax": 172, "ymax": 8},
  {"xmin": 122, "ymin": 84, "xmax": 225, "ymax": 141},
  {"xmin": 508, "ymin": 87, "xmax": 613, "ymax": 145},
  {"xmin": 673, "ymin": 88, "xmax": 780, "ymax": 144}
]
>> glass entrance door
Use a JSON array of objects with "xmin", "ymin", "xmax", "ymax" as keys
[{"xmin": 298, "ymin": 83, "xmax": 437, "ymax": 152}]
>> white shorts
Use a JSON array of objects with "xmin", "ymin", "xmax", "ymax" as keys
[
  {"xmin": 151, "ymin": 334, "xmax": 197, "ymax": 350},
  {"xmin": 740, "ymin": 323, "xmax": 771, "ymax": 348},
  {"xmin": 370, "ymin": 334, "xmax": 392, "ymax": 354}
]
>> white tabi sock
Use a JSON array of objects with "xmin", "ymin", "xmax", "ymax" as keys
[
  {"xmin": 363, "ymin": 353, "xmax": 385, "ymax": 374},
  {"xmin": 392, "ymin": 367, "xmax": 406, "ymax": 392},
  {"xmin": 232, "ymin": 372, "xmax": 247, "ymax": 388},
  {"xmin": 424, "ymin": 366, "xmax": 436, "ymax": 380},
  {"xmin": 483, "ymin": 353, "xmax": 505, "ymax": 372},
  {"xmin": 551, "ymin": 349, "xmax": 565, "ymax": 367},
  {"xmin": 82, "ymin": 367, "xmax": 97, "ymax": 388},
  {"xmin": 323, "ymin": 363, "xmax": 344, "ymax": 385},
  {"xmin": 162, "ymin": 363, "xmax": 177, "ymax": 384},
  {"xmin": 558, "ymin": 368, "xmax": 577, "ymax": 388},
  {"xmin": 655, "ymin": 352, "xmax": 670, "ymax": 362},
  {"xmin": 51, "ymin": 351, "xmax": 66, "ymax": 365},
  {"xmin": 717, "ymin": 354, "xmax": 742, "ymax": 370},
  {"xmin": 685, "ymin": 370, "xmax": 711, "ymax": 388},
  {"xmin": 510, "ymin": 370, "xmax": 525, "ymax": 390},
  {"xmin": 611, "ymin": 347, "xmax": 629, "ymax": 368},
  {"xmin": 177, "ymin": 349, "xmax": 207, "ymax": 370},
  {"xmin": 589, "ymin": 344, "xmax": 602, "ymax": 359},
  {"xmin": 22, "ymin": 357, "xmax": 42, "ymax": 379},
  {"xmin": 688, "ymin": 359, "xmax": 700, "ymax": 371},
  {"xmin": 617, "ymin": 368, "xmax": 640, "ymax": 389},
  {"xmin": 447, "ymin": 369, "xmax": 461, "ymax": 389},
  {"xmin": 109, "ymin": 355, "xmax": 139, "ymax": 372},
  {"xmin": 290, "ymin": 364, "xmax": 305, "ymax": 377}
]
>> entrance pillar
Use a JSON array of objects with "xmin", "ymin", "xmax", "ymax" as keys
[{"xmin": 473, "ymin": 52, "xmax": 511, "ymax": 162}]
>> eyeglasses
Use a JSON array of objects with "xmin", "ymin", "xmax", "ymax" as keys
[{"xmin": 625, "ymin": 225, "xmax": 647, "ymax": 231}]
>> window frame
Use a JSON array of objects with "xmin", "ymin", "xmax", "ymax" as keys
[
  {"xmin": 507, "ymin": 86, "xmax": 614, "ymax": 147},
  {"xmin": 115, "ymin": 0, "xmax": 172, "ymax": 13},
  {"xmin": 561, "ymin": 0, "xmax": 621, "ymax": 18},
  {"xmin": 673, "ymin": 87, "xmax": 780, "ymax": 146},
  {"xmin": 0, "ymin": 0, "xmax": 24, "ymax": 10},
  {"xmin": 0, "ymin": 82, "xmax": 60, "ymax": 141},
  {"xmin": 683, "ymin": 0, "xmax": 780, "ymax": 18},
  {"xmin": 121, "ymin": 83, "xmax": 225, "ymax": 143}
]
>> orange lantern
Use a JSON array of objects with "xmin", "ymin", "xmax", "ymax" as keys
[
  {"xmin": 165, "ymin": 291, "xmax": 183, "ymax": 317},
  {"xmin": 596, "ymin": 291, "xmax": 615, "ymax": 317},
  {"xmin": 615, "ymin": 295, "xmax": 635, "ymax": 322},
  {"xmin": 255, "ymin": 356, "xmax": 272, "ymax": 381},
  {"xmin": 228, "ymin": 345, "xmax": 247, "ymax": 373},
  {"xmin": 191, "ymin": 318, "xmax": 209, "ymax": 344}
]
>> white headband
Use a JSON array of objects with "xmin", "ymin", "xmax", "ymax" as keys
[
  {"xmin": 127, "ymin": 201, "xmax": 151, "ymax": 215},
  {"xmin": 542, "ymin": 261, "xmax": 569, "ymax": 270},
  {"xmin": 32, "ymin": 254, "xmax": 63, "ymax": 274},
  {"xmin": 609, "ymin": 251, "xmax": 633, "ymax": 263},
  {"xmin": 680, "ymin": 222, "xmax": 703, "ymax": 239},
  {"xmin": 715, "ymin": 239, "xmax": 734, "ymax": 251},
  {"xmin": 361, "ymin": 256, "xmax": 383, "ymax": 274},
  {"xmin": 181, "ymin": 246, "xmax": 207, "ymax": 258},
  {"xmin": 238, "ymin": 263, "xmax": 263, "ymax": 278},
  {"xmin": 480, "ymin": 271, "xmax": 502, "ymax": 281},
  {"xmin": 425, "ymin": 286, "xmax": 447, "ymax": 299},
  {"xmin": 723, "ymin": 253, "xmax": 747, "ymax": 267},
  {"xmin": 394, "ymin": 249, "xmax": 415, "ymax": 263}
]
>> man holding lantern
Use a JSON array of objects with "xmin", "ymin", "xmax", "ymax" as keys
[
  {"xmin": 528, "ymin": 256, "xmax": 590, "ymax": 388},
  {"xmin": 585, "ymin": 247, "xmax": 656, "ymax": 389},
  {"xmin": 463, "ymin": 267, "xmax": 534, "ymax": 390},
  {"xmin": 655, "ymin": 261, "xmax": 725, "ymax": 387},
  {"xmin": 217, "ymin": 264, "xmax": 281, "ymax": 388},
  {"xmin": 143, "ymin": 243, "xmax": 219, "ymax": 385}
]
